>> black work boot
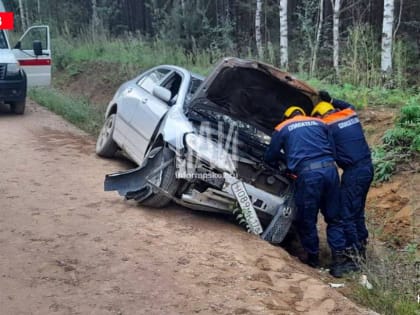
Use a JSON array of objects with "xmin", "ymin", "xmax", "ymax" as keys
[
  {"xmin": 300, "ymin": 252, "xmax": 320, "ymax": 268},
  {"xmin": 329, "ymin": 251, "xmax": 359, "ymax": 278}
]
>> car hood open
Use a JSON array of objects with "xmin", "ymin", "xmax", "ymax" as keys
[{"xmin": 187, "ymin": 58, "xmax": 320, "ymax": 134}]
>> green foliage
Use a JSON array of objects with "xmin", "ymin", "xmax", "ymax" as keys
[
  {"xmin": 341, "ymin": 24, "xmax": 382, "ymax": 87},
  {"xmin": 305, "ymin": 79, "xmax": 411, "ymax": 109},
  {"xmin": 29, "ymin": 88, "xmax": 104, "ymax": 136},
  {"xmin": 372, "ymin": 147, "xmax": 396, "ymax": 182},
  {"xmin": 372, "ymin": 95, "xmax": 420, "ymax": 183},
  {"xmin": 53, "ymin": 35, "xmax": 214, "ymax": 77},
  {"xmin": 154, "ymin": 0, "xmax": 235, "ymax": 55}
]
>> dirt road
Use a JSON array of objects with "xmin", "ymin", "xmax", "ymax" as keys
[{"xmin": 0, "ymin": 101, "xmax": 374, "ymax": 315}]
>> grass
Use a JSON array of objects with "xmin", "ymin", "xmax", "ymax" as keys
[
  {"xmin": 305, "ymin": 79, "xmax": 415, "ymax": 110},
  {"xmin": 29, "ymin": 88, "xmax": 104, "ymax": 136},
  {"xmin": 53, "ymin": 36, "xmax": 215, "ymax": 77},
  {"xmin": 351, "ymin": 244, "xmax": 420, "ymax": 315}
]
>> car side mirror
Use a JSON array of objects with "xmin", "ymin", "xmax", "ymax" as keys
[
  {"xmin": 14, "ymin": 41, "xmax": 21, "ymax": 49},
  {"xmin": 33, "ymin": 40, "xmax": 43, "ymax": 56},
  {"xmin": 153, "ymin": 86, "xmax": 171, "ymax": 103}
]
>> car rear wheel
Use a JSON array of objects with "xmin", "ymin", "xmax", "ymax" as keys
[
  {"xmin": 141, "ymin": 147, "xmax": 180, "ymax": 208},
  {"xmin": 96, "ymin": 114, "xmax": 118, "ymax": 158},
  {"xmin": 11, "ymin": 99, "xmax": 26, "ymax": 115}
]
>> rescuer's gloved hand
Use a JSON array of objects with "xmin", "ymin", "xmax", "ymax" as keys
[
  {"xmin": 319, "ymin": 90, "xmax": 332, "ymax": 103},
  {"xmin": 282, "ymin": 169, "xmax": 298, "ymax": 180}
]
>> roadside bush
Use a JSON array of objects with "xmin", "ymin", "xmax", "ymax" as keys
[
  {"xmin": 372, "ymin": 94, "xmax": 420, "ymax": 183},
  {"xmin": 305, "ymin": 80, "xmax": 411, "ymax": 109}
]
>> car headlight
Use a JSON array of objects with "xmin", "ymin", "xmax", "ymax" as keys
[
  {"xmin": 7, "ymin": 63, "xmax": 21, "ymax": 76},
  {"xmin": 184, "ymin": 133, "xmax": 236, "ymax": 174}
]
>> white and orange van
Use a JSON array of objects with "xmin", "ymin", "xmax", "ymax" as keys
[{"xmin": 0, "ymin": 1, "xmax": 51, "ymax": 114}]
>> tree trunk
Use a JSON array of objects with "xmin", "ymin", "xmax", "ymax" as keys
[
  {"xmin": 381, "ymin": 0, "xmax": 394, "ymax": 76},
  {"xmin": 311, "ymin": 0, "xmax": 324, "ymax": 75},
  {"xmin": 279, "ymin": 0, "xmax": 288, "ymax": 69},
  {"xmin": 24, "ymin": 0, "xmax": 30, "ymax": 27},
  {"xmin": 18, "ymin": 0, "xmax": 27, "ymax": 30},
  {"xmin": 91, "ymin": 0, "xmax": 100, "ymax": 39},
  {"xmin": 255, "ymin": 0, "xmax": 263, "ymax": 59},
  {"xmin": 331, "ymin": 0, "xmax": 341, "ymax": 79},
  {"xmin": 37, "ymin": 0, "xmax": 41, "ymax": 18}
]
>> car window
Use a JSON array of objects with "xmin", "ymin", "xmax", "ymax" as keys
[
  {"xmin": 20, "ymin": 27, "xmax": 48, "ymax": 50},
  {"xmin": 0, "ymin": 31, "xmax": 8, "ymax": 49},
  {"xmin": 161, "ymin": 72, "xmax": 182, "ymax": 100},
  {"xmin": 188, "ymin": 77, "xmax": 203, "ymax": 95},
  {"xmin": 184, "ymin": 76, "xmax": 203, "ymax": 104},
  {"xmin": 137, "ymin": 68, "xmax": 170, "ymax": 93}
]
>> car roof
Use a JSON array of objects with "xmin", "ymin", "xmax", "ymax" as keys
[{"xmin": 154, "ymin": 65, "xmax": 205, "ymax": 81}]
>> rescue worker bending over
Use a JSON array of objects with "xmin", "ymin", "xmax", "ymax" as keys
[
  {"xmin": 312, "ymin": 92, "xmax": 373, "ymax": 259},
  {"xmin": 264, "ymin": 106, "xmax": 357, "ymax": 277}
]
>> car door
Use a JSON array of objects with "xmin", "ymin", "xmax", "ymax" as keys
[
  {"xmin": 116, "ymin": 68, "xmax": 171, "ymax": 164},
  {"xmin": 128, "ymin": 69, "xmax": 180, "ymax": 163},
  {"xmin": 12, "ymin": 25, "xmax": 51, "ymax": 87}
]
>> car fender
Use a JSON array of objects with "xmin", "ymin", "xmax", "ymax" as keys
[
  {"xmin": 105, "ymin": 102, "xmax": 118, "ymax": 118},
  {"xmin": 146, "ymin": 106, "xmax": 194, "ymax": 156}
]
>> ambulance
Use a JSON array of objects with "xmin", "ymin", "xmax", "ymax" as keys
[{"xmin": 0, "ymin": 1, "xmax": 51, "ymax": 114}]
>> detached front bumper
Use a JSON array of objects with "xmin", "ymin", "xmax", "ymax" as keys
[{"xmin": 105, "ymin": 163, "xmax": 296, "ymax": 244}]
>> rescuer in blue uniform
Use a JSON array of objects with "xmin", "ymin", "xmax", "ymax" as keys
[
  {"xmin": 312, "ymin": 91, "xmax": 373, "ymax": 259},
  {"xmin": 264, "ymin": 106, "xmax": 357, "ymax": 277}
]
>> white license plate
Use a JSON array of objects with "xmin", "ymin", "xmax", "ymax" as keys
[{"xmin": 231, "ymin": 181, "xmax": 263, "ymax": 235}]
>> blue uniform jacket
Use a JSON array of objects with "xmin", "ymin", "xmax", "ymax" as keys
[
  {"xmin": 324, "ymin": 99, "xmax": 371, "ymax": 169},
  {"xmin": 264, "ymin": 115, "xmax": 334, "ymax": 173}
]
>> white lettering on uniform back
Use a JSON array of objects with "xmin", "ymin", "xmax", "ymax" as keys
[
  {"xmin": 338, "ymin": 117, "xmax": 359, "ymax": 129},
  {"xmin": 288, "ymin": 121, "xmax": 319, "ymax": 132}
]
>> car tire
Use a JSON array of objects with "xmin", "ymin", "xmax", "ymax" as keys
[
  {"xmin": 11, "ymin": 99, "xmax": 26, "ymax": 115},
  {"xmin": 141, "ymin": 147, "xmax": 179, "ymax": 208},
  {"xmin": 96, "ymin": 113, "xmax": 118, "ymax": 158}
]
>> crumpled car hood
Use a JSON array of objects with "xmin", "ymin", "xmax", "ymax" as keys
[{"xmin": 187, "ymin": 58, "xmax": 319, "ymax": 134}]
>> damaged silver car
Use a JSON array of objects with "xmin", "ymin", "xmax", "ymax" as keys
[{"xmin": 98, "ymin": 58, "xmax": 319, "ymax": 243}]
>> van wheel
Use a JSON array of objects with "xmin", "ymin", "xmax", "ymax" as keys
[{"xmin": 11, "ymin": 99, "xmax": 26, "ymax": 115}]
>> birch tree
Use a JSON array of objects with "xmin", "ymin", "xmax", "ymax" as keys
[
  {"xmin": 279, "ymin": 0, "xmax": 288, "ymax": 69},
  {"xmin": 381, "ymin": 0, "xmax": 395, "ymax": 76},
  {"xmin": 91, "ymin": 0, "xmax": 100, "ymax": 39},
  {"xmin": 331, "ymin": 0, "xmax": 341, "ymax": 78},
  {"xmin": 37, "ymin": 0, "xmax": 41, "ymax": 17},
  {"xmin": 24, "ymin": 0, "xmax": 30, "ymax": 27},
  {"xmin": 255, "ymin": 0, "xmax": 263, "ymax": 59},
  {"xmin": 18, "ymin": 0, "xmax": 27, "ymax": 30},
  {"xmin": 311, "ymin": 0, "xmax": 324, "ymax": 75}
]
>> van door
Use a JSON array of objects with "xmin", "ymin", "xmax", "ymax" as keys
[{"xmin": 12, "ymin": 25, "xmax": 51, "ymax": 87}]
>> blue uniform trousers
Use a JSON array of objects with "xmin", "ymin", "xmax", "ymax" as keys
[
  {"xmin": 340, "ymin": 160, "xmax": 374, "ymax": 249},
  {"xmin": 294, "ymin": 165, "xmax": 347, "ymax": 255}
]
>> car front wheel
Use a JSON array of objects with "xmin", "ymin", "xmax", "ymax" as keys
[
  {"xmin": 140, "ymin": 147, "xmax": 180, "ymax": 208},
  {"xmin": 96, "ymin": 113, "xmax": 118, "ymax": 158}
]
